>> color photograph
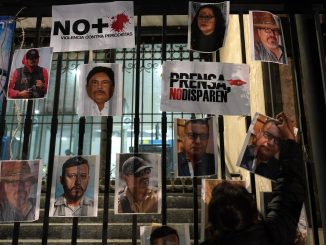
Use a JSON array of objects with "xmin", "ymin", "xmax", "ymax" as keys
[
  {"xmin": 188, "ymin": 1, "xmax": 229, "ymax": 53},
  {"xmin": 0, "ymin": 160, "xmax": 42, "ymax": 222},
  {"xmin": 250, "ymin": 10, "xmax": 287, "ymax": 64},
  {"xmin": 236, "ymin": 112, "xmax": 291, "ymax": 181},
  {"xmin": 114, "ymin": 153, "xmax": 161, "ymax": 214},
  {"xmin": 175, "ymin": 117, "xmax": 218, "ymax": 177},
  {"xmin": 49, "ymin": 155, "xmax": 99, "ymax": 217},
  {"xmin": 77, "ymin": 63, "xmax": 123, "ymax": 116},
  {"xmin": 7, "ymin": 47, "xmax": 53, "ymax": 100}
]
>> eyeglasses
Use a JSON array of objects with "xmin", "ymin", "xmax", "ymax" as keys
[
  {"xmin": 134, "ymin": 168, "xmax": 151, "ymax": 178},
  {"xmin": 259, "ymin": 27, "xmax": 280, "ymax": 35},
  {"xmin": 186, "ymin": 132, "xmax": 209, "ymax": 140},
  {"xmin": 262, "ymin": 131, "xmax": 280, "ymax": 145},
  {"xmin": 198, "ymin": 15, "xmax": 215, "ymax": 21}
]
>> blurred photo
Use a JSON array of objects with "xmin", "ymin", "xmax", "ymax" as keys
[{"xmin": 0, "ymin": 160, "xmax": 42, "ymax": 222}]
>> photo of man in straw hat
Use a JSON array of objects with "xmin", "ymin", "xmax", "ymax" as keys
[
  {"xmin": 251, "ymin": 11, "xmax": 287, "ymax": 64},
  {"xmin": 0, "ymin": 160, "xmax": 41, "ymax": 222}
]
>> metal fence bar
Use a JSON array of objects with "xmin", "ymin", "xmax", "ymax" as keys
[
  {"xmin": 41, "ymin": 53, "xmax": 63, "ymax": 245},
  {"xmin": 161, "ymin": 14, "xmax": 168, "ymax": 226}
]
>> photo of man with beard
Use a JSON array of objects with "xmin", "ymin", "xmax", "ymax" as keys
[
  {"xmin": 115, "ymin": 153, "xmax": 161, "ymax": 214},
  {"xmin": 250, "ymin": 11, "xmax": 287, "ymax": 64},
  {"xmin": 0, "ymin": 160, "xmax": 41, "ymax": 222},
  {"xmin": 237, "ymin": 112, "xmax": 296, "ymax": 181},
  {"xmin": 50, "ymin": 156, "xmax": 99, "ymax": 217}
]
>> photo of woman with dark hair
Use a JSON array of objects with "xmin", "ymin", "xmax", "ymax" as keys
[{"xmin": 189, "ymin": 2, "xmax": 229, "ymax": 53}]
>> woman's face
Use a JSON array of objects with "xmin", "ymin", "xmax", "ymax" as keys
[{"xmin": 197, "ymin": 7, "xmax": 216, "ymax": 36}]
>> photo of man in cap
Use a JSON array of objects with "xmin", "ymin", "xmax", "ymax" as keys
[
  {"xmin": 115, "ymin": 153, "xmax": 161, "ymax": 214},
  {"xmin": 0, "ymin": 160, "xmax": 41, "ymax": 222},
  {"xmin": 77, "ymin": 63, "xmax": 123, "ymax": 116},
  {"xmin": 250, "ymin": 11, "xmax": 287, "ymax": 64},
  {"xmin": 7, "ymin": 47, "xmax": 53, "ymax": 99}
]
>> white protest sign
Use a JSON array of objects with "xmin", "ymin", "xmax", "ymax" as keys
[
  {"xmin": 161, "ymin": 61, "xmax": 250, "ymax": 115},
  {"xmin": 50, "ymin": 1, "xmax": 135, "ymax": 52}
]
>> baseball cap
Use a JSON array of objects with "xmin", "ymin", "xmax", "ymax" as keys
[
  {"xmin": 26, "ymin": 49, "xmax": 40, "ymax": 59},
  {"xmin": 121, "ymin": 156, "xmax": 152, "ymax": 176},
  {"xmin": 0, "ymin": 161, "xmax": 37, "ymax": 183}
]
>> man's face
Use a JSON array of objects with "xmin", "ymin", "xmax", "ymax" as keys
[
  {"xmin": 153, "ymin": 234, "xmax": 179, "ymax": 245},
  {"xmin": 3, "ymin": 177, "xmax": 32, "ymax": 210},
  {"xmin": 197, "ymin": 7, "xmax": 216, "ymax": 36},
  {"xmin": 257, "ymin": 27, "xmax": 280, "ymax": 50},
  {"xmin": 61, "ymin": 164, "xmax": 89, "ymax": 202},
  {"xmin": 86, "ymin": 72, "xmax": 114, "ymax": 106},
  {"xmin": 26, "ymin": 57, "xmax": 39, "ymax": 68},
  {"xmin": 255, "ymin": 122, "xmax": 281, "ymax": 160},
  {"xmin": 124, "ymin": 169, "xmax": 151, "ymax": 203},
  {"xmin": 184, "ymin": 122, "xmax": 209, "ymax": 161}
]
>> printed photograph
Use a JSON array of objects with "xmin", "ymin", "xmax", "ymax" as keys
[
  {"xmin": 175, "ymin": 117, "xmax": 218, "ymax": 177},
  {"xmin": 188, "ymin": 1, "xmax": 230, "ymax": 53},
  {"xmin": 250, "ymin": 10, "xmax": 287, "ymax": 64},
  {"xmin": 201, "ymin": 179, "xmax": 245, "ymax": 241},
  {"xmin": 0, "ymin": 160, "xmax": 42, "ymax": 222},
  {"xmin": 49, "ymin": 155, "xmax": 99, "ymax": 217},
  {"xmin": 7, "ymin": 47, "xmax": 53, "ymax": 99},
  {"xmin": 77, "ymin": 63, "xmax": 123, "ymax": 117},
  {"xmin": 114, "ymin": 153, "xmax": 161, "ymax": 214},
  {"xmin": 140, "ymin": 224, "xmax": 190, "ymax": 245},
  {"xmin": 236, "ymin": 112, "xmax": 290, "ymax": 181}
]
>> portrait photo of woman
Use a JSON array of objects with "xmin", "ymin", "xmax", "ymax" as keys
[{"xmin": 188, "ymin": 1, "xmax": 230, "ymax": 53}]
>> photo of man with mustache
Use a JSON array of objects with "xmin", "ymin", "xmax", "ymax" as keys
[
  {"xmin": 77, "ymin": 63, "xmax": 123, "ymax": 117},
  {"xmin": 251, "ymin": 11, "xmax": 287, "ymax": 64},
  {"xmin": 50, "ymin": 156, "xmax": 99, "ymax": 217}
]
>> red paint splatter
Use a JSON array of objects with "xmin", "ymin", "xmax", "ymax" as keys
[
  {"xmin": 227, "ymin": 79, "xmax": 247, "ymax": 86},
  {"xmin": 110, "ymin": 13, "xmax": 130, "ymax": 32}
]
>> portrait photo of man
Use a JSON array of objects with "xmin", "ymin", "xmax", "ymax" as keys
[
  {"xmin": 140, "ymin": 224, "xmax": 190, "ymax": 245},
  {"xmin": 7, "ymin": 47, "xmax": 53, "ymax": 99},
  {"xmin": 0, "ymin": 160, "xmax": 42, "ymax": 222},
  {"xmin": 188, "ymin": 1, "xmax": 229, "ymax": 53},
  {"xmin": 77, "ymin": 63, "xmax": 123, "ymax": 116},
  {"xmin": 175, "ymin": 117, "xmax": 217, "ymax": 177},
  {"xmin": 50, "ymin": 155, "xmax": 99, "ymax": 217},
  {"xmin": 115, "ymin": 153, "xmax": 161, "ymax": 214},
  {"xmin": 237, "ymin": 112, "xmax": 296, "ymax": 181},
  {"xmin": 250, "ymin": 11, "xmax": 287, "ymax": 64}
]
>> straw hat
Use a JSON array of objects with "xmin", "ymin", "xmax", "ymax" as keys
[
  {"xmin": 0, "ymin": 161, "xmax": 37, "ymax": 183},
  {"xmin": 253, "ymin": 12, "xmax": 279, "ymax": 30}
]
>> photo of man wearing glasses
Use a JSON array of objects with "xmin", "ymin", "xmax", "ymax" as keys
[
  {"xmin": 251, "ymin": 11, "xmax": 287, "ymax": 64},
  {"xmin": 176, "ymin": 118, "xmax": 216, "ymax": 177},
  {"xmin": 238, "ymin": 112, "xmax": 296, "ymax": 181}
]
